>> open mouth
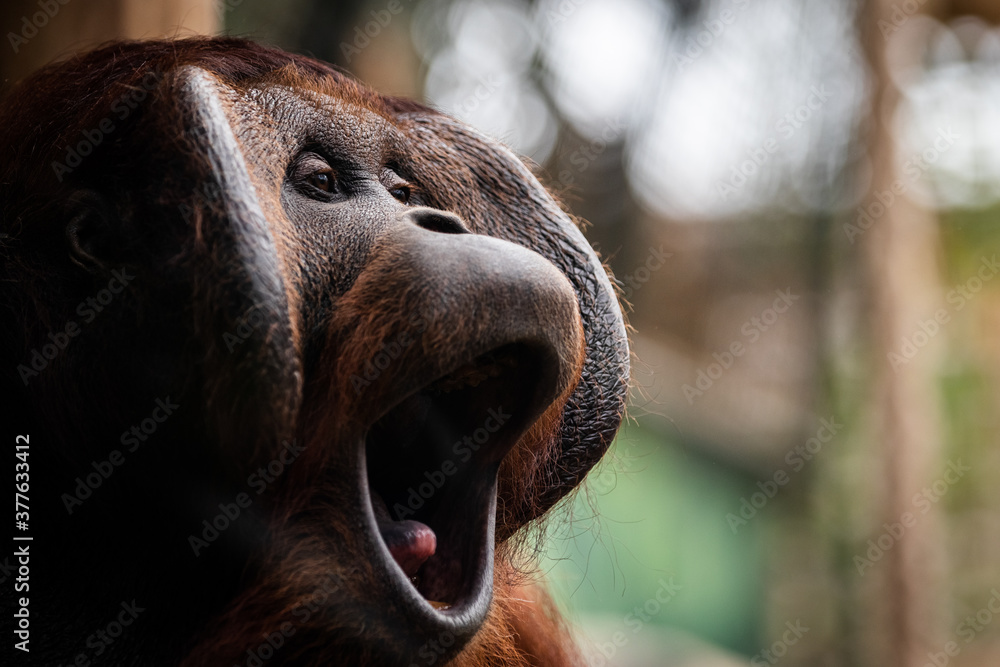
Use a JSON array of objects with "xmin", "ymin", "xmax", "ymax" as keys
[{"xmin": 360, "ymin": 342, "xmax": 558, "ymax": 630}]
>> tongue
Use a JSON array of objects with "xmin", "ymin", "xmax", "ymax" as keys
[{"xmin": 379, "ymin": 520, "xmax": 436, "ymax": 577}]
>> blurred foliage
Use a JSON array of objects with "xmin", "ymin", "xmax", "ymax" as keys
[{"xmin": 539, "ymin": 425, "xmax": 764, "ymax": 656}]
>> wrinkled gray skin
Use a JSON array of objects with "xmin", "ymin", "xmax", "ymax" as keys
[{"xmin": 0, "ymin": 40, "xmax": 628, "ymax": 667}]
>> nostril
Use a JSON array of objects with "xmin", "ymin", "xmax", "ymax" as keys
[{"xmin": 407, "ymin": 209, "xmax": 469, "ymax": 235}]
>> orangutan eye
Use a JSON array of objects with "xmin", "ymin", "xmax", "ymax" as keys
[
  {"xmin": 389, "ymin": 185, "xmax": 411, "ymax": 203},
  {"xmin": 382, "ymin": 167, "xmax": 418, "ymax": 205},
  {"xmin": 291, "ymin": 151, "xmax": 344, "ymax": 201},
  {"xmin": 308, "ymin": 169, "xmax": 336, "ymax": 193}
]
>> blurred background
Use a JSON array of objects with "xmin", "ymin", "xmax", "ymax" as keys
[{"xmin": 4, "ymin": 0, "xmax": 1000, "ymax": 664}]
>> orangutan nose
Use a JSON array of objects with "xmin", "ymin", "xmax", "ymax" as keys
[{"xmin": 402, "ymin": 207, "xmax": 470, "ymax": 236}]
